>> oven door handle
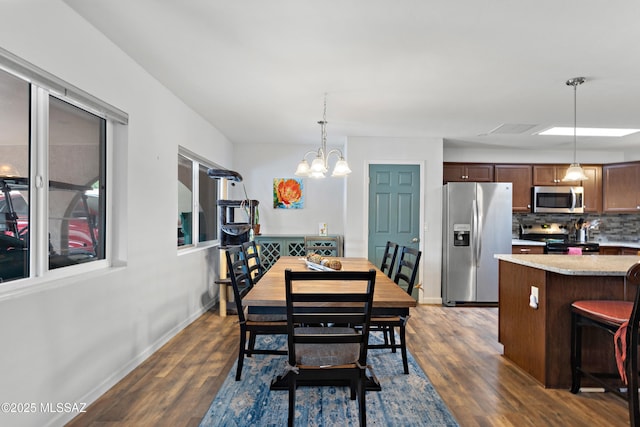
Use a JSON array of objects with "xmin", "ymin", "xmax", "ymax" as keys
[{"xmin": 570, "ymin": 187, "xmax": 576, "ymax": 211}]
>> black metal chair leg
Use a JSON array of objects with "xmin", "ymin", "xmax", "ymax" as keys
[
  {"xmin": 570, "ymin": 312, "xmax": 582, "ymax": 394},
  {"xmin": 389, "ymin": 326, "xmax": 397, "ymax": 353},
  {"xmin": 236, "ymin": 330, "xmax": 247, "ymax": 381},
  {"xmin": 400, "ymin": 323, "xmax": 409, "ymax": 374}
]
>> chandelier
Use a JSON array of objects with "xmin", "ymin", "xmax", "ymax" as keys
[
  {"xmin": 562, "ymin": 77, "xmax": 589, "ymax": 182},
  {"xmin": 294, "ymin": 94, "xmax": 351, "ymax": 178}
]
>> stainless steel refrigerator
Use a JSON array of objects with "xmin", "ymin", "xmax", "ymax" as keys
[{"xmin": 442, "ymin": 182, "xmax": 512, "ymax": 306}]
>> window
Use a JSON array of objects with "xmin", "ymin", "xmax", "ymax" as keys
[
  {"xmin": 0, "ymin": 50, "xmax": 125, "ymax": 284},
  {"xmin": 177, "ymin": 150, "xmax": 219, "ymax": 248},
  {"xmin": 0, "ymin": 70, "xmax": 30, "ymax": 282},
  {"xmin": 48, "ymin": 97, "xmax": 106, "ymax": 269}
]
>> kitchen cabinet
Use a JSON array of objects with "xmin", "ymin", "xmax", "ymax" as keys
[
  {"xmin": 512, "ymin": 245, "xmax": 544, "ymax": 254},
  {"xmin": 443, "ymin": 163, "xmax": 494, "ymax": 183},
  {"xmin": 603, "ymin": 162, "xmax": 640, "ymax": 213},
  {"xmin": 532, "ymin": 164, "xmax": 573, "ymax": 186},
  {"xmin": 600, "ymin": 246, "xmax": 640, "ymax": 256},
  {"xmin": 494, "ymin": 164, "xmax": 532, "ymax": 212},
  {"xmin": 581, "ymin": 165, "xmax": 602, "ymax": 213}
]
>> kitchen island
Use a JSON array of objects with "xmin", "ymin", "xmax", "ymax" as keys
[{"xmin": 495, "ymin": 254, "xmax": 640, "ymax": 388}]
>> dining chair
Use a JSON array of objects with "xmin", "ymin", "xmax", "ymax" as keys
[
  {"xmin": 303, "ymin": 235, "xmax": 343, "ymax": 257},
  {"xmin": 242, "ymin": 240, "xmax": 266, "ymax": 283},
  {"xmin": 284, "ymin": 268, "xmax": 376, "ymax": 427},
  {"xmin": 379, "ymin": 241, "xmax": 399, "ymax": 278},
  {"xmin": 225, "ymin": 245, "xmax": 287, "ymax": 381},
  {"xmin": 368, "ymin": 245, "xmax": 421, "ymax": 374},
  {"xmin": 570, "ymin": 261, "xmax": 640, "ymax": 427}
]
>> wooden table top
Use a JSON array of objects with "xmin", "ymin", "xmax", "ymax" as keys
[{"xmin": 244, "ymin": 256, "xmax": 418, "ymax": 308}]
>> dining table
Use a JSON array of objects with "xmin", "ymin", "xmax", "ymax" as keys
[{"xmin": 242, "ymin": 256, "xmax": 418, "ymax": 390}]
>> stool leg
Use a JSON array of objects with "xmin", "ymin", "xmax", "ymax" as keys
[
  {"xmin": 629, "ymin": 330, "xmax": 639, "ymax": 427},
  {"xmin": 570, "ymin": 312, "xmax": 582, "ymax": 394}
]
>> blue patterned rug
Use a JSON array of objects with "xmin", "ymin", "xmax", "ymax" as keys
[{"xmin": 199, "ymin": 332, "xmax": 459, "ymax": 426}]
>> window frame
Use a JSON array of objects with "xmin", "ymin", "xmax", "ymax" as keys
[
  {"xmin": 0, "ymin": 48, "xmax": 127, "ymax": 293},
  {"xmin": 177, "ymin": 147, "xmax": 221, "ymax": 252}
]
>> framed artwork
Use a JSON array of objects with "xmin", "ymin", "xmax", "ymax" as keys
[{"xmin": 273, "ymin": 178, "xmax": 304, "ymax": 209}]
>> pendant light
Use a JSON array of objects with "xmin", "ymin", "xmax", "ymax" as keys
[
  {"xmin": 562, "ymin": 77, "xmax": 589, "ymax": 182},
  {"xmin": 295, "ymin": 93, "xmax": 351, "ymax": 178}
]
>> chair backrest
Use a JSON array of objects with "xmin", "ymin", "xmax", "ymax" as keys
[
  {"xmin": 627, "ymin": 262, "xmax": 640, "ymax": 347},
  {"xmin": 242, "ymin": 240, "xmax": 266, "ymax": 283},
  {"xmin": 393, "ymin": 246, "xmax": 422, "ymax": 296},
  {"xmin": 304, "ymin": 235, "xmax": 343, "ymax": 257},
  {"xmin": 284, "ymin": 269, "xmax": 376, "ymax": 368},
  {"xmin": 225, "ymin": 245, "xmax": 254, "ymax": 323},
  {"xmin": 380, "ymin": 241, "xmax": 399, "ymax": 278}
]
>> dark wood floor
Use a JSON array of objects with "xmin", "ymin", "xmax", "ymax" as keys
[{"xmin": 67, "ymin": 305, "xmax": 630, "ymax": 427}]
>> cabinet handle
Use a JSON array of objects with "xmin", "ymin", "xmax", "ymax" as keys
[{"xmin": 520, "ymin": 248, "xmax": 531, "ymax": 253}]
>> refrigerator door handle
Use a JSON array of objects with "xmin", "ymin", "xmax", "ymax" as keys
[{"xmin": 472, "ymin": 199, "xmax": 481, "ymax": 267}]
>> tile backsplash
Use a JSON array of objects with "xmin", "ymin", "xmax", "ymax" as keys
[{"xmin": 513, "ymin": 213, "xmax": 640, "ymax": 242}]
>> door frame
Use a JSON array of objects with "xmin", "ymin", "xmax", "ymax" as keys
[{"xmin": 363, "ymin": 160, "xmax": 425, "ymax": 302}]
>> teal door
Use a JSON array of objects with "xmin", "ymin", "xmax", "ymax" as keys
[{"xmin": 368, "ymin": 164, "xmax": 421, "ymax": 268}]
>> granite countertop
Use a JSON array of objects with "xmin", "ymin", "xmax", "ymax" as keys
[
  {"xmin": 494, "ymin": 254, "xmax": 640, "ymax": 276},
  {"xmin": 511, "ymin": 239, "xmax": 640, "ymax": 249}
]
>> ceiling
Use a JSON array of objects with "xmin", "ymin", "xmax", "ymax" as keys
[{"xmin": 63, "ymin": 0, "xmax": 640, "ymax": 152}]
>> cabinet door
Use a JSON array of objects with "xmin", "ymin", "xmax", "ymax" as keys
[
  {"xmin": 495, "ymin": 164, "xmax": 532, "ymax": 212},
  {"xmin": 603, "ymin": 162, "xmax": 640, "ymax": 212},
  {"xmin": 443, "ymin": 163, "xmax": 466, "ymax": 183},
  {"xmin": 443, "ymin": 163, "xmax": 494, "ymax": 183},
  {"xmin": 466, "ymin": 164, "xmax": 494, "ymax": 182},
  {"xmin": 581, "ymin": 165, "xmax": 602, "ymax": 213}
]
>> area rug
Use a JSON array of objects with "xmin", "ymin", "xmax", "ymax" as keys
[{"xmin": 199, "ymin": 332, "xmax": 459, "ymax": 427}]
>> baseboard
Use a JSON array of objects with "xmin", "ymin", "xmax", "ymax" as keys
[{"xmin": 48, "ymin": 299, "xmax": 217, "ymax": 427}]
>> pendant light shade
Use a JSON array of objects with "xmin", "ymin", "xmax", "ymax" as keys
[{"xmin": 562, "ymin": 77, "xmax": 588, "ymax": 182}]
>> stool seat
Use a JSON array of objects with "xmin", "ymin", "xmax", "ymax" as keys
[{"xmin": 572, "ymin": 300, "xmax": 633, "ymax": 325}]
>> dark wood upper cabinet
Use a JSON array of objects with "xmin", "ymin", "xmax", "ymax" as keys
[
  {"xmin": 581, "ymin": 165, "xmax": 602, "ymax": 213},
  {"xmin": 532, "ymin": 165, "xmax": 574, "ymax": 186},
  {"xmin": 603, "ymin": 162, "xmax": 640, "ymax": 213},
  {"xmin": 494, "ymin": 164, "xmax": 533, "ymax": 213},
  {"xmin": 443, "ymin": 163, "xmax": 494, "ymax": 183}
]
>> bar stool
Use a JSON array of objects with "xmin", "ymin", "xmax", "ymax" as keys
[{"xmin": 570, "ymin": 261, "xmax": 640, "ymax": 427}]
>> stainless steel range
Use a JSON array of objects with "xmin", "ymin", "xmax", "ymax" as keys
[{"xmin": 519, "ymin": 223, "xmax": 600, "ymax": 254}]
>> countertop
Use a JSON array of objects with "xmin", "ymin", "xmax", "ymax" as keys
[
  {"xmin": 512, "ymin": 239, "xmax": 640, "ymax": 249},
  {"xmin": 494, "ymin": 254, "xmax": 640, "ymax": 276}
]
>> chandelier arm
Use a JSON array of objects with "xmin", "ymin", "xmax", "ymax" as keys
[{"xmin": 326, "ymin": 148, "xmax": 345, "ymax": 160}]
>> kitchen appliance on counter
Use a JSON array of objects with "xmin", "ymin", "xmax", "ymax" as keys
[
  {"xmin": 532, "ymin": 186, "xmax": 584, "ymax": 214},
  {"xmin": 442, "ymin": 182, "xmax": 512, "ymax": 306},
  {"xmin": 519, "ymin": 223, "xmax": 600, "ymax": 254}
]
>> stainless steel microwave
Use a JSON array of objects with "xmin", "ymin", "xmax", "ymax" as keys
[{"xmin": 532, "ymin": 186, "xmax": 584, "ymax": 213}]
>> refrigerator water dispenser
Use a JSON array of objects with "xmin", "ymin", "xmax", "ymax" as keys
[{"xmin": 453, "ymin": 224, "xmax": 470, "ymax": 246}]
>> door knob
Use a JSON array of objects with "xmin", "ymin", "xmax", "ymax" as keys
[{"xmin": 412, "ymin": 237, "xmax": 419, "ymax": 243}]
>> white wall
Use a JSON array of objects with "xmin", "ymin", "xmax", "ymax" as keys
[
  {"xmin": 0, "ymin": 2, "xmax": 233, "ymax": 426},
  {"xmin": 231, "ymin": 143, "xmax": 346, "ymax": 236},
  {"xmin": 345, "ymin": 137, "xmax": 444, "ymax": 304}
]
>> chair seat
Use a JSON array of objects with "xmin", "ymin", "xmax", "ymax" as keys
[
  {"xmin": 295, "ymin": 327, "xmax": 360, "ymax": 366},
  {"xmin": 571, "ymin": 300, "xmax": 633, "ymax": 325}
]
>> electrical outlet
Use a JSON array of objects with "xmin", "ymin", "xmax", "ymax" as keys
[
  {"xmin": 531, "ymin": 286, "xmax": 539, "ymax": 300},
  {"xmin": 529, "ymin": 286, "xmax": 539, "ymax": 309}
]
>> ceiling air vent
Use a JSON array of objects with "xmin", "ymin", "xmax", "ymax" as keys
[{"xmin": 488, "ymin": 123, "xmax": 537, "ymax": 135}]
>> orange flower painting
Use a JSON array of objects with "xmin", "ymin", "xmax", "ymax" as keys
[{"xmin": 273, "ymin": 178, "xmax": 304, "ymax": 209}]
